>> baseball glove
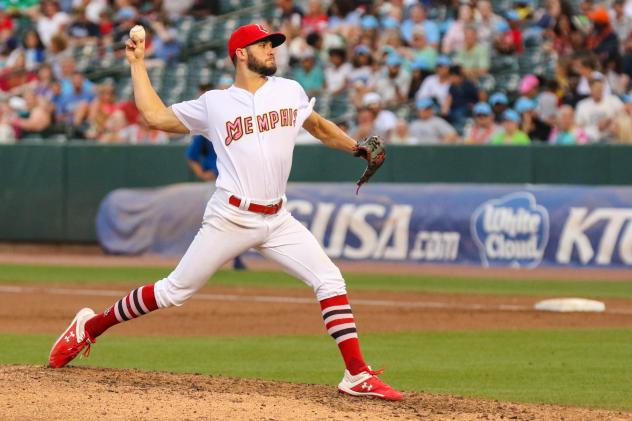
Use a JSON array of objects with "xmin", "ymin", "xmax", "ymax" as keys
[{"xmin": 353, "ymin": 135, "xmax": 386, "ymax": 194}]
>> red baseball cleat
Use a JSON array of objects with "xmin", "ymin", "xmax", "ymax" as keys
[
  {"xmin": 48, "ymin": 308, "xmax": 96, "ymax": 368},
  {"xmin": 338, "ymin": 367, "xmax": 403, "ymax": 401}
]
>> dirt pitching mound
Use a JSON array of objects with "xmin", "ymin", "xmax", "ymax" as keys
[{"xmin": 2, "ymin": 365, "xmax": 630, "ymax": 421}]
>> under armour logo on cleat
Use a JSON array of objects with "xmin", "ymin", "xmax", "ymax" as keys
[
  {"xmin": 64, "ymin": 331, "xmax": 76, "ymax": 342},
  {"xmin": 361, "ymin": 382, "xmax": 373, "ymax": 391}
]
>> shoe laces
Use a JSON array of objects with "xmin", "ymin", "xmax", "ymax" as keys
[
  {"xmin": 80, "ymin": 337, "xmax": 95, "ymax": 359},
  {"xmin": 367, "ymin": 367, "xmax": 384, "ymax": 376}
]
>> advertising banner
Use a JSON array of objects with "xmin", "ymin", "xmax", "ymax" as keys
[
  {"xmin": 285, "ymin": 183, "xmax": 632, "ymax": 268},
  {"xmin": 97, "ymin": 182, "xmax": 632, "ymax": 267}
]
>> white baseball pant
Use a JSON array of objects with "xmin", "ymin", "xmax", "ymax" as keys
[{"xmin": 154, "ymin": 188, "xmax": 347, "ymax": 307}]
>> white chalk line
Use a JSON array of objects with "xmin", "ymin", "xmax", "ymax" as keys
[{"xmin": 1, "ymin": 285, "xmax": 631, "ymax": 315}]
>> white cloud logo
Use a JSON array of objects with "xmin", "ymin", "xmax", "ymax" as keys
[{"xmin": 471, "ymin": 192, "xmax": 550, "ymax": 268}]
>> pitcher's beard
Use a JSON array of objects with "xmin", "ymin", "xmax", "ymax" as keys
[{"xmin": 247, "ymin": 54, "xmax": 277, "ymax": 76}]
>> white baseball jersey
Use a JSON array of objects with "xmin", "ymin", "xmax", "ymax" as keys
[{"xmin": 172, "ymin": 76, "xmax": 315, "ymax": 202}]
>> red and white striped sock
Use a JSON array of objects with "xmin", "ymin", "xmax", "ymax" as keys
[
  {"xmin": 320, "ymin": 294, "xmax": 368, "ymax": 375},
  {"xmin": 85, "ymin": 284, "xmax": 158, "ymax": 339}
]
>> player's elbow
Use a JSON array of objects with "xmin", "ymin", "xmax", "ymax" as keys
[{"xmin": 142, "ymin": 111, "xmax": 161, "ymax": 130}]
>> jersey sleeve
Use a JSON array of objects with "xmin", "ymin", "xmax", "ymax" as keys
[
  {"xmin": 295, "ymin": 82, "xmax": 316, "ymax": 127},
  {"xmin": 171, "ymin": 94, "xmax": 209, "ymax": 137}
]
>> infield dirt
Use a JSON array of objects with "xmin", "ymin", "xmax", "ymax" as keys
[
  {"xmin": 2, "ymin": 249, "xmax": 632, "ymax": 419},
  {"xmin": 2, "ymin": 365, "xmax": 632, "ymax": 421}
]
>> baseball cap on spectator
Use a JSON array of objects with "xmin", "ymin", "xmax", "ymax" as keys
[
  {"xmin": 382, "ymin": 16, "xmax": 400, "ymax": 30},
  {"xmin": 219, "ymin": 74, "xmax": 234, "ymax": 86},
  {"xmin": 436, "ymin": 55, "xmax": 452, "ymax": 67},
  {"xmin": 116, "ymin": 7, "xmax": 136, "ymax": 20},
  {"xmin": 505, "ymin": 10, "xmax": 520, "ymax": 21},
  {"xmin": 588, "ymin": 9, "xmax": 610, "ymax": 24},
  {"xmin": 489, "ymin": 92, "xmax": 509, "ymax": 105},
  {"xmin": 228, "ymin": 24, "xmax": 286, "ymax": 60},
  {"xmin": 621, "ymin": 94, "xmax": 632, "ymax": 103},
  {"xmin": 361, "ymin": 15, "xmax": 379, "ymax": 30},
  {"xmin": 416, "ymin": 97, "xmax": 435, "ymax": 110},
  {"xmin": 473, "ymin": 102, "xmax": 493, "ymax": 115},
  {"xmin": 363, "ymin": 92, "xmax": 382, "ymax": 107},
  {"xmin": 385, "ymin": 54, "xmax": 403, "ymax": 67},
  {"xmin": 496, "ymin": 19, "xmax": 510, "ymax": 33},
  {"xmin": 354, "ymin": 45, "xmax": 371, "ymax": 55},
  {"xmin": 299, "ymin": 47, "xmax": 316, "ymax": 60},
  {"xmin": 514, "ymin": 97, "xmax": 536, "ymax": 113},
  {"xmin": 502, "ymin": 109, "xmax": 521, "ymax": 122},
  {"xmin": 519, "ymin": 74, "xmax": 539, "ymax": 94},
  {"xmin": 411, "ymin": 57, "xmax": 431, "ymax": 71}
]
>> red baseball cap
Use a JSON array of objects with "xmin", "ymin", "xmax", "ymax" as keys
[{"xmin": 228, "ymin": 24, "xmax": 286, "ymax": 60}]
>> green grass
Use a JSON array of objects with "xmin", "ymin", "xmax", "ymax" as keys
[
  {"xmin": 1, "ymin": 263, "xmax": 632, "ymax": 298},
  {"xmin": 3, "ymin": 329, "xmax": 632, "ymax": 410}
]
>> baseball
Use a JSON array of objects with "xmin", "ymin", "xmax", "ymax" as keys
[{"xmin": 129, "ymin": 25, "xmax": 145, "ymax": 42}]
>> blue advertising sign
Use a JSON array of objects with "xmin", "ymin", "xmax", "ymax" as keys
[
  {"xmin": 284, "ymin": 183, "xmax": 632, "ymax": 268},
  {"xmin": 97, "ymin": 182, "xmax": 632, "ymax": 267}
]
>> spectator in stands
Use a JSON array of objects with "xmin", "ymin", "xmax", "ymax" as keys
[
  {"xmin": 148, "ymin": 15, "xmax": 181, "ymax": 62},
  {"xmin": 362, "ymin": 92, "xmax": 397, "ymax": 141},
  {"xmin": 612, "ymin": 96, "xmax": 632, "ymax": 144},
  {"xmin": 407, "ymin": 57, "xmax": 430, "ymax": 98},
  {"xmin": 503, "ymin": 10, "xmax": 524, "ymax": 54},
  {"xmin": 48, "ymin": 34, "xmax": 70, "ymax": 78},
  {"xmin": 86, "ymin": 80, "xmax": 118, "ymax": 140},
  {"xmin": 574, "ymin": 55, "xmax": 610, "ymax": 98},
  {"xmin": 0, "ymin": 101, "xmax": 16, "ymax": 143},
  {"xmin": 401, "ymin": 5, "xmax": 439, "ymax": 48},
  {"xmin": 374, "ymin": 54, "xmax": 410, "ymax": 107},
  {"xmin": 58, "ymin": 71, "xmax": 96, "ymax": 130},
  {"xmin": 575, "ymin": 77, "xmax": 624, "ymax": 142},
  {"xmin": 405, "ymin": 26, "xmax": 437, "ymax": 70},
  {"xmin": 0, "ymin": 51, "xmax": 37, "ymax": 92},
  {"xmin": 454, "ymin": 26, "xmax": 490, "ymax": 81},
  {"xmin": 291, "ymin": 47, "xmax": 323, "ymax": 96},
  {"xmin": 490, "ymin": 109, "xmax": 530, "ymax": 144},
  {"xmin": 11, "ymin": 90, "xmax": 52, "ymax": 138},
  {"xmin": 515, "ymin": 96, "xmax": 552, "ymax": 142},
  {"xmin": 348, "ymin": 44, "xmax": 373, "ymax": 89},
  {"xmin": 37, "ymin": 1, "xmax": 71, "ymax": 48},
  {"xmin": 409, "ymin": 97, "xmax": 459, "ymax": 144},
  {"xmin": 325, "ymin": 48, "xmax": 351, "ymax": 96},
  {"xmin": 350, "ymin": 106, "xmax": 377, "ymax": 141},
  {"xmin": 59, "ymin": 57, "xmax": 93, "ymax": 97},
  {"xmin": 610, "ymin": 0, "xmax": 632, "ymax": 41},
  {"xmin": 550, "ymin": 13, "xmax": 576, "ymax": 57},
  {"xmin": 622, "ymin": 34, "xmax": 632, "ymax": 91},
  {"xmin": 441, "ymin": 65, "xmax": 478, "ymax": 127},
  {"xmin": 0, "ymin": 7, "xmax": 13, "ymax": 46},
  {"xmin": 275, "ymin": 0, "xmax": 304, "ymax": 29},
  {"xmin": 21, "ymin": 30, "xmax": 46, "ymax": 71},
  {"xmin": 475, "ymin": 0, "xmax": 505, "ymax": 48},
  {"xmin": 463, "ymin": 102, "xmax": 501, "ymax": 144},
  {"xmin": 442, "ymin": 4, "xmax": 473, "ymax": 55},
  {"xmin": 415, "ymin": 55, "xmax": 451, "ymax": 105},
  {"xmin": 111, "ymin": 7, "xmax": 139, "ymax": 44},
  {"xmin": 302, "ymin": 0, "xmax": 328, "ymax": 35},
  {"xmin": 587, "ymin": 9, "xmax": 620, "ymax": 64},
  {"xmin": 537, "ymin": 79, "xmax": 560, "ymax": 125},
  {"xmin": 489, "ymin": 92, "xmax": 509, "ymax": 123},
  {"xmin": 548, "ymin": 105, "xmax": 588, "ymax": 144},
  {"xmin": 98, "ymin": 9, "xmax": 114, "ymax": 36},
  {"xmin": 67, "ymin": 6, "xmax": 100, "ymax": 45},
  {"xmin": 390, "ymin": 119, "xmax": 416, "ymax": 144}
]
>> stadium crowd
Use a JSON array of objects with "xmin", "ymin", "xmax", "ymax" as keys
[{"xmin": 1, "ymin": 0, "xmax": 632, "ymax": 145}]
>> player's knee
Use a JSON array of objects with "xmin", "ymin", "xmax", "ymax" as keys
[
  {"xmin": 153, "ymin": 275, "xmax": 200, "ymax": 307},
  {"xmin": 314, "ymin": 276, "xmax": 347, "ymax": 302}
]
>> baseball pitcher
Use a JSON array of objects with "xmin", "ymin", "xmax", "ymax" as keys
[{"xmin": 48, "ymin": 23, "xmax": 397, "ymax": 400}]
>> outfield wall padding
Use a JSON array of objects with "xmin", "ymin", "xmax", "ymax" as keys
[{"xmin": 1, "ymin": 143, "xmax": 632, "ymax": 242}]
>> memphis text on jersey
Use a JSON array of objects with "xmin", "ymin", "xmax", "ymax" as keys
[{"xmin": 224, "ymin": 108, "xmax": 299, "ymax": 146}]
